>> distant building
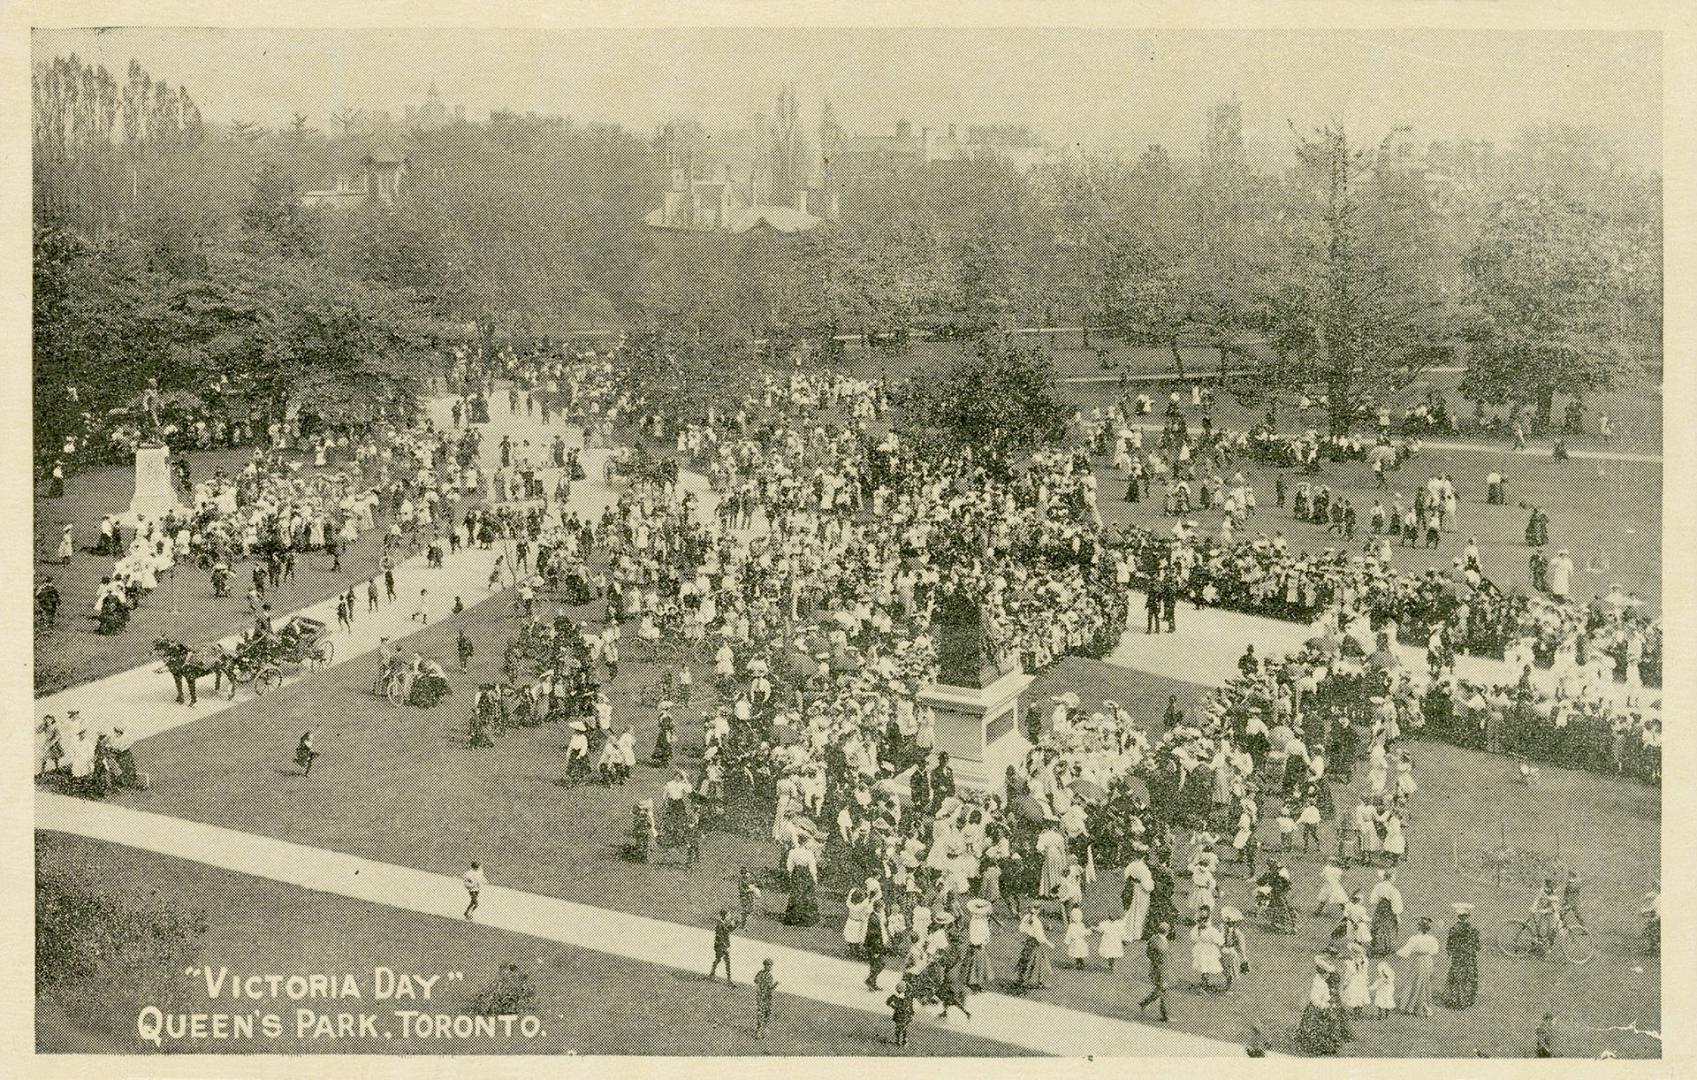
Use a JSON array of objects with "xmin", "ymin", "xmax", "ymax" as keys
[
  {"xmin": 834, "ymin": 119, "xmax": 1053, "ymax": 184},
  {"xmin": 339, "ymin": 84, "xmax": 466, "ymax": 138},
  {"xmin": 403, "ymin": 82, "xmax": 465, "ymax": 131},
  {"xmin": 300, "ymin": 146, "xmax": 409, "ymax": 208},
  {"xmin": 646, "ymin": 120, "xmax": 827, "ymax": 234}
]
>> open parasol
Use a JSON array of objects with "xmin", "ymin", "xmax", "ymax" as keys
[
  {"xmin": 1367, "ymin": 647, "xmax": 1400, "ymax": 671},
  {"xmin": 1072, "ymin": 779, "xmax": 1108, "ymax": 802},
  {"xmin": 1014, "ymin": 794, "xmax": 1052, "ymax": 823}
]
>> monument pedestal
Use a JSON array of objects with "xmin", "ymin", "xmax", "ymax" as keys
[
  {"xmin": 127, "ymin": 444, "xmax": 185, "ymax": 527},
  {"xmin": 918, "ymin": 667, "xmax": 1034, "ymax": 796}
]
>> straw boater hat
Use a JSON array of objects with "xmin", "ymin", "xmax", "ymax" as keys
[
  {"xmin": 1314, "ymin": 957, "xmax": 1336, "ymax": 974},
  {"xmin": 966, "ymin": 897, "xmax": 993, "ymax": 917},
  {"xmin": 1452, "ymin": 903, "xmax": 1474, "ymax": 917}
]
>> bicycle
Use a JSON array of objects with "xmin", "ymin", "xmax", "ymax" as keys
[{"xmin": 1497, "ymin": 915, "xmax": 1594, "ymax": 964}]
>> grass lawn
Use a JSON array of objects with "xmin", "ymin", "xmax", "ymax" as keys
[
  {"xmin": 1074, "ymin": 405, "xmax": 1662, "ymax": 618},
  {"xmin": 36, "ymin": 831, "xmax": 1021, "ymax": 1056},
  {"xmin": 32, "ymin": 444, "xmax": 484, "ymax": 696},
  {"xmin": 110, "ymin": 580, "xmax": 1659, "ymax": 1058},
  {"xmin": 840, "ymin": 337, "xmax": 1663, "ymax": 456}
]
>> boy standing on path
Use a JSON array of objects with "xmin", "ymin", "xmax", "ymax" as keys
[
  {"xmin": 708, "ymin": 908, "xmax": 735, "ymax": 982},
  {"xmin": 887, "ymin": 981, "xmax": 914, "ymax": 1047},
  {"xmin": 462, "ymin": 861, "xmax": 486, "ymax": 921},
  {"xmin": 753, "ymin": 958, "xmax": 777, "ymax": 1040}
]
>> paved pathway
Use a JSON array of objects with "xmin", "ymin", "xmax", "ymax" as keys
[
  {"xmin": 36, "ymin": 793, "xmax": 1244, "ymax": 1058},
  {"xmin": 33, "ymin": 393, "xmax": 723, "ymax": 746}
]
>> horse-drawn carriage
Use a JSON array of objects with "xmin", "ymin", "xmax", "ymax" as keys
[
  {"xmin": 225, "ymin": 615, "xmax": 335, "ymax": 695},
  {"xmin": 604, "ymin": 445, "xmax": 680, "ymax": 491}
]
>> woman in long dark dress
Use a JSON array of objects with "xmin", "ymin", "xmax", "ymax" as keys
[
  {"xmin": 781, "ymin": 841, "xmax": 820, "ymax": 926},
  {"xmin": 1146, "ymin": 857, "xmax": 1180, "ymax": 937},
  {"xmin": 1257, "ymin": 861, "xmax": 1298, "ymax": 934},
  {"xmin": 1369, "ymin": 888, "xmax": 1401, "ymax": 957},
  {"xmin": 1011, "ymin": 905, "xmax": 1054, "ymax": 991},
  {"xmin": 1296, "ymin": 958, "xmax": 1343, "ymax": 1056},
  {"xmin": 1441, "ymin": 905, "xmax": 1481, "ymax": 1008}
]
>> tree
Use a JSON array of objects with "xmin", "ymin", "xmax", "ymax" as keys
[
  {"xmin": 239, "ymin": 162, "xmax": 321, "ymax": 258},
  {"xmin": 767, "ymin": 83, "xmax": 808, "ymax": 206},
  {"xmin": 1264, "ymin": 123, "xmax": 1456, "ymax": 433},
  {"xmin": 894, "ymin": 336, "xmax": 1071, "ymax": 470},
  {"xmin": 1460, "ymin": 186, "xmax": 1638, "ymax": 425},
  {"xmin": 227, "ymin": 118, "xmax": 269, "ymax": 143}
]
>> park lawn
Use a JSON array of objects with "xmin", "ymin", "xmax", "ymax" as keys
[
  {"xmin": 1081, "ymin": 422, "xmax": 1663, "ymax": 619},
  {"xmin": 31, "ymin": 444, "xmax": 486, "ymax": 696},
  {"xmin": 841, "ymin": 336, "xmax": 1663, "ymax": 456},
  {"xmin": 113, "ymin": 576, "xmax": 1659, "ymax": 1060},
  {"xmin": 35, "ymin": 831, "xmax": 1022, "ymax": 1057}
]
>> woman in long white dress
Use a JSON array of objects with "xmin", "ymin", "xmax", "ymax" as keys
[
  {"xmin": 1190, "ymin": 911, "xmax": 1224, "ymax": 990},
  {"xmin": 842, "ymin": 887, "xmax": 872, "ymax": 954},
  {"xmin": 1340, "ymin": 944, "xmax": 1372, "ymax": 1012}
]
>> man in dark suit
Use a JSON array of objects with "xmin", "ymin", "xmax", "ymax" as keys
[
  {"xmin": 930, "ymin": 753, "xmax": 956, "ymax": 806},
  {"xmin": 1138, "ymin": 922, "xmax": 1172, "ymax": 1021}
]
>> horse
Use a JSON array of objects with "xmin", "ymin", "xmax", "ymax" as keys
[{"xmin": 152, "ymin": 637, "xmax": 231, "ymax": 705}]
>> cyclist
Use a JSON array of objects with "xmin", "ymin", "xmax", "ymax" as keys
[
  {"xmin": 1559, "ymin": 870, "xmax": 1586, "ymax": 929},
  {"xmin": 1531, "ymin": 877, "xmax": 1562, "ymax": 954},
  {"xmin": 375, "ymin": 636, "xmax": 398, "ymax": 696}
]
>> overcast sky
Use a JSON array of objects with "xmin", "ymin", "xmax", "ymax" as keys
[{"xmin": 33, "ymin": 27, "xmax": 1662, "ymax": 168}]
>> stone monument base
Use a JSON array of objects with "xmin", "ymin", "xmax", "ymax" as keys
[
  {"xmin": 127, "ymin": 444, "xmax": 185, "ymax": 527},
  {"xmin": 918, "ymin": 667, "xmax": 1034, "ymax": 796}
]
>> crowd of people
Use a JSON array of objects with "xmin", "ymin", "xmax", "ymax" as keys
[
  {"xmin": 1078, "ymin": 396, "xmax": 1661, "ymax": 690},
  {"xmin": 38, "ymin": 333, "xmax": 1657, "ymax": 1055},
  {"xmin": 432, "ymin": 338, "xmax": 1658, "ymax": 1054}
]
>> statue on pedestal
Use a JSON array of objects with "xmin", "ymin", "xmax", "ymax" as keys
[{"xmin": 935, "ymin": 588, "xmax": 1004, "ymax": 690}]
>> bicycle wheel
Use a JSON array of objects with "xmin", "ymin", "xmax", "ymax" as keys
[
  {"xmin": 1560, "ymin": 924, "xmax": 1595, "ymax": 965},
  {"xmin": 1498, "ymin": 919, "xmax": 1537, "ymax": 957},
  {"xmin": 255, "ymin": 667, "xmax": 283, "ymax": 696},
  {"xmin": 387, "ymin": 679, "xmax": 407, "ymax": 707}
]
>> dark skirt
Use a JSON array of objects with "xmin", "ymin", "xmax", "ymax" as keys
[
  {"xmin": 1369, "ymin": 899, "xmax": 1400, "ymax": 956},
  {"xmin": 783, "ymin": 866, "xmax": 820, "ymax": 926},
  {"xmin": 1442, "ymin": 952, "xmax": 1478, "ymax": 1008},
  {"xmin": 1013, "ymin": 937, "xmax": 1051, "ymax": 989},
  {"xmin": 1296, "ymin": 1003, "xmax": 1340, "ymax": 1056}
]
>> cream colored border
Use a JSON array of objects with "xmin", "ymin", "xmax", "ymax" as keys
[{"xmin": 1, "ymin": 3, "xmax": 1688, "ymax": 1078}]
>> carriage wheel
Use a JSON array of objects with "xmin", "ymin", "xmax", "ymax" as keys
[
  {"xmin": 386, "ymin": 679, "xmax": 407, "ymax": 707},
  {"xmin": 1497, "ymin": 919, "xmax": 1537, "ymax": 957},
  {"xmin": 309, "ymin": 641, "xmax": 334, "ymax": 670},
  {"xmin": 1560, "ymin": 924, "xmax": 1595, "ymax": 965},
  {"xmin": 254, "ymin": 667, "xmax": 283, "ymax": 696}
]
